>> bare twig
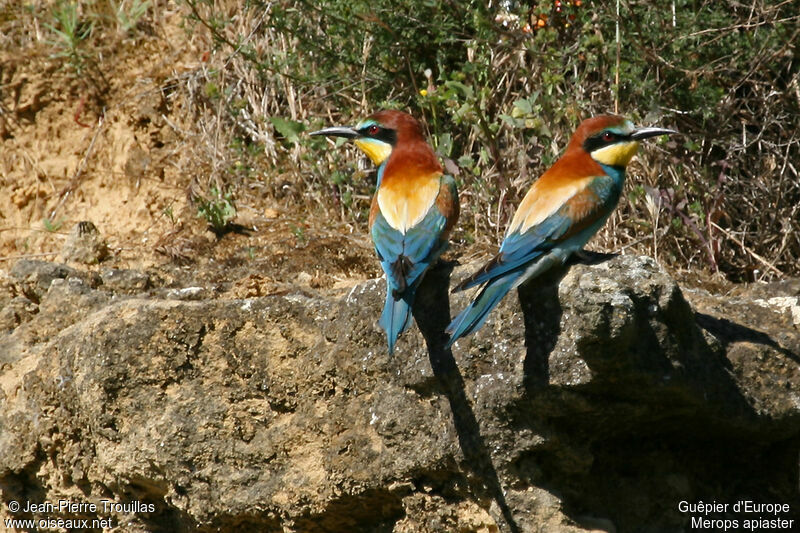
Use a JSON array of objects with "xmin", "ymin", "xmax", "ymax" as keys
[
  {"xmin": 49, "ymin": 114, "xmax": 105, "ymax": 219},
  {"xmin": 710, "ymin": 221, "xmax": 783, "ymax": 277}
]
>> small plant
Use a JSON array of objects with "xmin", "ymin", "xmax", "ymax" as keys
[
  {"xmin": 162, "ymin": 204, "xmax": 177, "ymax": 225},
  {"xmin": 109, "ymin": 0, "xmax": 151, "ymax": 35},
  {"xmin": 45, "ymin": 1, "xmax": 93, "ymax": 75},
  {"xmin": 270, "ymin": 117, "xmax": 305, "ymax": 145},
  {"xmin": 42, "ymin": 217, "xmax": 64, "ymax": 232},
  {"xmin": 195, "ymin": 187, "xmax": 237, "ymax": 235},
  {"xmin": 290, "ymin": 223, "xmax": 307, "ymax": 246}
]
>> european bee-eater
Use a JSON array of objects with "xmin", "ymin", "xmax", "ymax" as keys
[
  {"xmin": 446, "ymin": 115, "xmax": 674, "ymax": 347},
  {"xmin": 311, "ymin": 111, "xmax": 459, "ymax": 355}
]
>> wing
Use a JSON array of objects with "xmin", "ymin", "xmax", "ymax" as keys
[
  {"xmin": 455, "ymin": 174, "xmax": 622, "ymax": 291},
  {"xmin": 371, "ymin": 175, "xmax": 456, "ymax": 297},
  {"xmin": 435, "ymin": 174, "xmax": 459, "ymax": 239}
]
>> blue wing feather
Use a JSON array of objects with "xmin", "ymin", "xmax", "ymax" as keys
[
  {"xmin": 372, "ymin": 206, "xmax": 447, "ymax": 294},
  {"xmin": 447, "ymin": 173, "xmax": 624, "ymax": 345},
  {"xmin": 455, "ymin": 210, "xmax": 573, "ymax": 291},
  {"xmin": 445, "ymin": 272, "xmax": 521, "ymax": 347},
  {"xmin": 371, "ymin": 187, "xmax": 451, "ymax": 354},
  {"xmin": 456, "ymin": 174, "xmax": 621, "ymax": 291}
]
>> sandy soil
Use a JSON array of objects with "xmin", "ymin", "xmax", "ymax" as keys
[{"xmin": 0, "ymin": 7, "xmax": 380, "ymax": 295}]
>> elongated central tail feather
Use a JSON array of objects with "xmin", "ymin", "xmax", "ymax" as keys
[
  {"xmin": 445, "ymin": 272, "xmax": 522, "ymax": 348},
  {"xmin": 380, "ymin": 284, "xmax": 414, "ymax": 355}
]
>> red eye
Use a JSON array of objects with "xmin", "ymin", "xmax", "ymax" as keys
[
  {"xmin": 367, "ymin": 125, "xmax": 380, "ymax": 135},
  {"xmin": 602, "ymin": 131, "xmax": 614, "ymax": 141}
]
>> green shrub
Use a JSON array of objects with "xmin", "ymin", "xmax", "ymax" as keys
[
  {"xmin": 180, "ymin": 0, "xmax": 800, "ymax": 281},
  {"xmin": 195, "ymin": 187, "xmax": 237, "ymax": 235}
]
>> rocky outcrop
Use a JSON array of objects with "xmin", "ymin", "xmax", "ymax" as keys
[{"xmin": 1, "ymin": 256, "xmax": 798, "ymax": 532}]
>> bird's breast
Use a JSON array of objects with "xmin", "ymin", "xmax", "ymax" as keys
[
  {"xmin": 377, "ymin": 172, "xmax": 441, "ymax": 234},
  {"xmin": 508, "ymin": 175, "xmax": 596, "ymax": 235}
]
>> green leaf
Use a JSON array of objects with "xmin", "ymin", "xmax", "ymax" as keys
[
  {"xmin": 457, "ymin": 155, "xmax": 474, "ymax": 169},
  {"xmin": 498, "ymin": 114, "xmax": 518, "ymax": 128},
  {"xmin": 513, "ymin": 98, "xmax": 532, "ymax": 115},
  {"xmin": 270, "ymin": 117, "xmax": 306, "ymax": 144},
  {"xmin": 436, "ymin": 133, "xmax": 453, "ymax": 158},
  {"xmin": 443, "ymin": 80, "xmax": 473, "ymax": 99}
]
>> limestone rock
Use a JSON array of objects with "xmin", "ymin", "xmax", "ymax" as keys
[
  {"xmin": 100, "ymin": 269, "xmax": 151, "ymax": 294},
  {"xmin": 0, "ymin": 255, "xmax": 797, "ymax": 532},
  {"xmin": 61, "ymin": 221, "xmax": 109, "ymax": 264}
]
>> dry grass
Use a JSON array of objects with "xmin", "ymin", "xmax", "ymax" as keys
[{"xmin": 2, "ymin": 0, "xmax": 798, "ymax": 284}]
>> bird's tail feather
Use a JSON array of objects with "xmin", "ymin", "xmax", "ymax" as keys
[
  {"xmin": 445, "ymin": 272, "xmax": 521, "ymax": 347},
  {"xmin": 380, "ymin": 285, "xmax": 414, "ymax": 355}
]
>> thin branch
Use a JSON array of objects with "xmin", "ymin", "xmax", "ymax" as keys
[
  {"xmin": 49, "ymin": 114, "xmax": 105, "ymax": 219},
  {"xmin": 710, "ymin": 221, "xmax": 784, "ymax": 277}
]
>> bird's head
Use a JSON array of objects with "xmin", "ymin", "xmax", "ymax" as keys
[
  {"xmin": 310, "ymin": 110, "xmax": 426, "ymax": 166},
  {"xmin": 569, "ymin": 115, "xmax": 675, "ymax": 168}
]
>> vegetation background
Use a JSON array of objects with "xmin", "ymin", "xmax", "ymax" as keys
[{"xmin": 1, "ymin": 0, "xmax": 798, "ymax": 285}]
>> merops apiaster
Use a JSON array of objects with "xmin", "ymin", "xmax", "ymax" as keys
[
  {"xmin": 311, "ymin": 111, "xmax": 459, "ymax": 355},
  {"xmin": 446, "ymin": 115, "xmax": 674, "ymax": 346}
]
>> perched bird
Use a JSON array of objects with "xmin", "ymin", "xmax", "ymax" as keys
[
  {"xmin": 446, "ymin": 115, "xmax": 674, "ymax": 346},
  {"xmin": 311, "ymin": 111, "xmax": 459, "ymax": 354}
]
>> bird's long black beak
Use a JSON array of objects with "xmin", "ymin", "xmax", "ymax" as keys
[
  {"xmin": 309, "ymin": 126, "xmax": 360, "ymax": 139},
  {"xmin": 631, "ymin": 126, "xmax": 676, "ymax": 140}
]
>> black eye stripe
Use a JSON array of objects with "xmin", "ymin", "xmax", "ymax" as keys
[
  {"xmin": 583, "ymin": 129, "xmax": 629, "ymax": 153},
  {"xmin": 358, "ymin": 124, "xmax": 380, "ymax": 136},
  {"xmin": 357, "ymin": 124, "xmax": 398, "ymax": 146}
]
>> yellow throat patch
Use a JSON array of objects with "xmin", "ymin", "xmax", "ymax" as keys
[
  {"xmin": 590, "ymin": 141, "xmax": 640, "ymax": 167},
  {"xmin": 354, "ymin": 138, "xmax": 393, "ymax": 165}
]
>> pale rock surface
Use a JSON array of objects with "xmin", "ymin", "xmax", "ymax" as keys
[{"xmin": 1, "ymin": 255, "xmax": 798, "ymax": 532}]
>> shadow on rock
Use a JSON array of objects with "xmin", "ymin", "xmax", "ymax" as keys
[
  {"xmin": 511, "ymin": 255, "xmax": 800, "ymax": 531},
  {"xmin": 518, "ymin": 264, "xmax": 569, "ymax": 388},
  {"xmin": 412, "ymin": 260, "xmax": 521, "ymax": 533},
  {"xmin": 519, "ymin": 250, "xmax": 617, "ymax": 389},
  {"xmin": 696, "ymin": 312, "xmax": 800, "ymax": 364}
]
